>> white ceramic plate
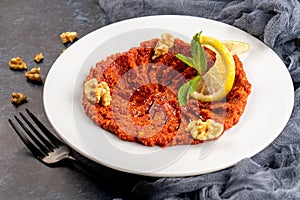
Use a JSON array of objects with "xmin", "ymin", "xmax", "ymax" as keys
[{"xmin": 43, "ymin": 15, "xmax": 294, "ymax": 177}]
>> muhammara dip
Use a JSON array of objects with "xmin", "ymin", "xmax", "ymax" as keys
[{"xmin": 82, "ymin": 37, "xmax": 251, "ymax": 147}]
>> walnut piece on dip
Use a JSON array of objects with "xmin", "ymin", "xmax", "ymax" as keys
[
  {"xmin": 11, "ymin": 92, "xmax": 27, "ymax": 105},
  {"xmin": 84, "ymin": 78, "xmax": 112, "ymax": 106},
  {"xmin": 152, "ymin": 32, "xmax": 175, "ymax": 60},
  {"xmin": 8, "ymin": 57, "xmax": 27, "ymax": 70},
  {"xmin": 186, "ymin": 119, "xmax": 224, "ymax": 141}
]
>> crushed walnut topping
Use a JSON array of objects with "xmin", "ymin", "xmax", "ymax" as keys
[
  {"xmin": 84, "ymin": 78, "xmax": 98, "ymax": 103},
  {"xmin": 25, "ymin": 67, "xmax": 41, "ymax": 82},
  {"xmin": 84, "ymin": 78, "xmax": 112, "ymax": 106},
  {"xmin": 8, "ymin": 57, "xmax": 27, "ymax": 70},
  {"xmin": 11, "ymin": 92, "xmax": 27, "ymax": 105},
  {"xmin": 34, "ymin": 53, "xmax": 44, "ymax": 63},
  {"xmin": 186, "ymin": 119, "xmax": 224, "ymax": 141},
  {"xmin": 152, "ymin": 32, "xmax": 175, "ymax": 60},
  {"xmin": 96, "ymin": 81, "xmax": 112, "ymax": 107},
  {"xmin": 60, "ymin": 32, "xmax": 78, "ymax": 43}
]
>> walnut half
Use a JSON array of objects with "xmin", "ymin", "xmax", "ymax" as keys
[
  {"xmin": 11, "ymin": 92, "xmax": 27, "ymax": 105},
  {"xmin": 152, "ymin": 32, "xmax": 175, "ymax": 60},
  {"xmin": 84, "ymin": 78, "xmax": 112, "ymax": 106},
  {"xmin": 95, "ymin": 81, "xmax": 112, "ymax": 107},
  {"xmin": 25, "ymin": 67, "xmax": 42, "ymax": 82},
  {"xmin": 186, "ymin": 119, "xmax": 224, "ymax": 141},
  {"xmin": 8, "ymin": 57, "xmax": 27, "ymax": 70}
]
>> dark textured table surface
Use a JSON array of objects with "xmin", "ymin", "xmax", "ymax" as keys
[
  {"xmin": 0, "ymin": 1, "xmax": 141, "ymax": 199},
  {"xmin": 2, "ymin": 1, "xmax": 300, "ymax": 200}
]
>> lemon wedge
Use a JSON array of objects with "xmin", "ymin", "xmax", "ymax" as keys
[
  {"xmin": 191, "ymin": 35, "xmax": 236, "ymax": 102},
  {"xmin": 221, "ymin": 40, "xmax": 250, "ymax": 55}
]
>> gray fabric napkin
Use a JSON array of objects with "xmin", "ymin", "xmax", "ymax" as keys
[{"xmin": 97, "ymin": 0, "xmax": 300, "ymax": 199}]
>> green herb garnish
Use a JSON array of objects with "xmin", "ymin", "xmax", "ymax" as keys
[
  {"xmin": 177, "ymin": 75, "xmax": 201, "ymax": 106},
  {"xmin": 176, "ymin": 32, "xmax": 207, "ymax": 106}
]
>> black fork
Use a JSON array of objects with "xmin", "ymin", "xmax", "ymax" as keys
[{"xmin": 8, "ymin": 108, "xmax": 75, "ymax": 165}]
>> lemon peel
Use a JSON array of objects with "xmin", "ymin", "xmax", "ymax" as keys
[{"xmin": 191, "ymin": 35, "xmax": 236, "ymax": 102}]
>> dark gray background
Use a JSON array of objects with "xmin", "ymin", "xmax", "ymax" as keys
[{"xmin": 0, "ymin": 1, "xmax": 144, "ymax": 199}]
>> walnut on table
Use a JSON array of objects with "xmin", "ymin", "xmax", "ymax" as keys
[
  {"xmin": 34, "ymin": 53, "xmax": 44, "ymax": 63},
  {"xmin": 60, "ymin": 32, "xmax": 78, "ymax": 43},
  {"xmin": 8, "ymin": 57, "xmax": 27, "ymax": 70},
  {"xmin": 11, "ymin": 92, "xmax": 27, "ymax": 105},
  {"xmin": 25, "ymin": 67, "xmax": 42, "ymax": 82}
]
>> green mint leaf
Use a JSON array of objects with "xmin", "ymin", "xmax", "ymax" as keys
[
  {"xmin": 178, "ymin": 81, "xmax": 191, "ymax": 107},
  {"xmin": 188, "ymin": 75, "xmax": 201, "ymax": 92},
  {"xmin": 175, "ymin": 54, "xmax": 194, "ymax": 68},
  {"xmin": 198, "ymin": 41, "xmax": 207, "ymax": 74},
  {"xmin": 176, "ymin": 54, "xmax": 202, "ymax": 75},
  {"xmin": 175, "ymin": 32, "xmax": 207, "ymax": 75},
  {"xmin": 176, "ymin": 31, "xmax": 207, "ymax": 106},
  {"xmin": 191, "ymin": 33, "xmax": 202, "ymax": 73},
  {"xmin": 178, "ymin": 75, "xmax": 201, "ymax": 106},
  {"xmin": 191, "ymin": 32, "xmax": 207, "ymax": 74}
]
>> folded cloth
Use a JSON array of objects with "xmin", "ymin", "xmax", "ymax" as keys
[
  {"xmin": 131, "ymin": 89, "xmax": 300, "ymax": 199},
  {"xmin": 97, "ymin": 0, "xmax": 300, "ymax": 199}
]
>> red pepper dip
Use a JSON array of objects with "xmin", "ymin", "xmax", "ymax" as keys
[{"xmin": 82, "ymin": 37, "xmax": 251, "ymax": 147}]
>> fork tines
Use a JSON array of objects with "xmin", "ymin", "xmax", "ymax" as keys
[{"xmin": 8, "ymin": 109, "xmax": 60, "ymax": 158}]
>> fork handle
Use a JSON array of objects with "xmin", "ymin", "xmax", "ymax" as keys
[
  {"xmin": 65, "ymin": 155, "xmax": 93, "ymax": 172},
  {"xmin": 64, "ymin": 154, "xmax": 137, "ymax": 198},
  {"xmin": 65, "ymin": 155, "xmax": 108, "ymax": 182}
]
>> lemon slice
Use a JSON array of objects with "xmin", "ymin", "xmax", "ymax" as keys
[
  {"xmin": 191, "ymin": 35, "xmax": 236, "ymax": 102},
  {"xmin": 221, "ymin": 40, "xmax": 250, "ymax": 55}
]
